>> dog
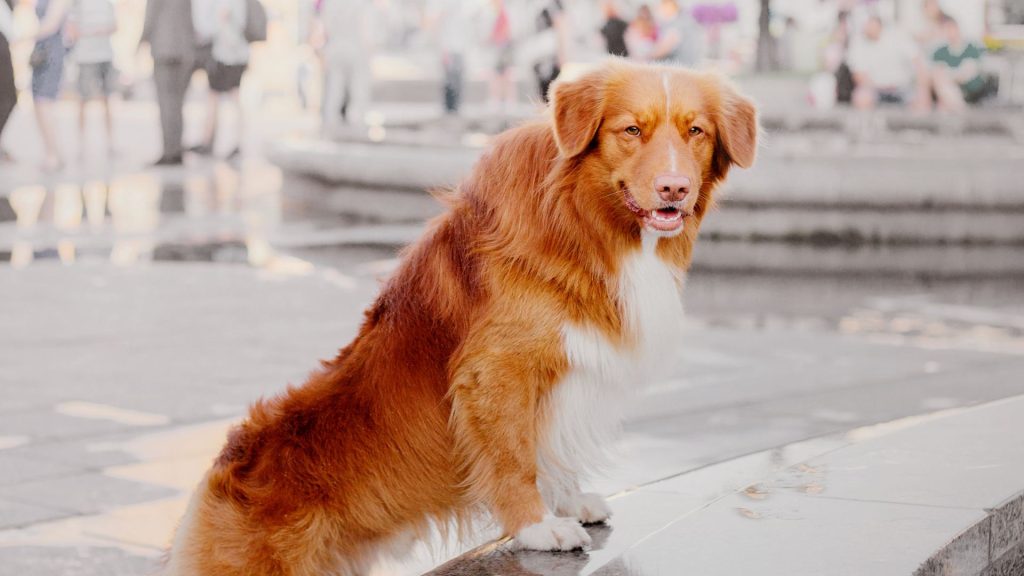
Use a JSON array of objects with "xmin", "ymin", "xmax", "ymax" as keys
[{"xmin": 163, "ymin": 59, "xmax": 758, "ymax": 575}]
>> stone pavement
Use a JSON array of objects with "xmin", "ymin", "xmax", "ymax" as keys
[{"xmin": 3, "ymin": 251, "xmax": 1024, "ymax": 574}]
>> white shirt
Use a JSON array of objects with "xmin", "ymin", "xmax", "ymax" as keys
[
  {"xmin": 192, "ymin": 0, "xmax": 220, "ymax": 45},
  {"xmin": 72, "ymin": 0, "xmax": 116, "ymax": 64},
  {"xmin": 211, "ymin": 0, "xmax": 249, "ymax": 66},
  {"xmin": 848, "ymin": 29, "xmax": 919, "ymax": 90}
]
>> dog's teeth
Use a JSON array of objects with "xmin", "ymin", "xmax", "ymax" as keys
[{"xmin": 651, "ymin": 210, "xmax": 681, "ymax": 222}]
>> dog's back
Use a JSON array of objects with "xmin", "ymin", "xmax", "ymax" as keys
[{"xmin": 164, "ymin": 122, "xmax": 564, "ymax": 576}]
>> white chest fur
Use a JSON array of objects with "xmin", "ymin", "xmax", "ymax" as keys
[{"xmin": 538, "ymin": 238, "xmax": 685, "ymax": 509}]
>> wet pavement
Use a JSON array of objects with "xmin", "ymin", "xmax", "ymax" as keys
[{"xmin": 3, "ymin": 104, "xmax": 1024, "ymax": 575}]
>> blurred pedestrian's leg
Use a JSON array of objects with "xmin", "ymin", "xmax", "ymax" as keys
[
  {"xmin": 321, "ymin": 62, "xmax": 344, "ymax": 132},
  {"xmin": 930, "ymin": 66, "xmax": 965, "ymax": 112},
  {"xmin": 102, "ymin": 89, "xmax": 113, "ymax": 155},
  {"xmin": 443, "ymin": 53, "xmax": 464, "ymax": 115},
  {"xmin": 347, "ymin": 55, "xmax": 370, "ymax": 127},
  {"xmin": 78, "ymin": 98, "xmax": 87, "ymax": 158},
  {"xmin": 225, "ymin": 87, "xmax": 242, "ymax": 159},
  {"xmin": 33, "ymin": 98, "xmax": 62, "ymax": 170},
  {"xmin": 153, "ymin": 59, "xmax": 191, "ymax": 163},
  {"xmin": 853, "ymin": 86, "xmax": 877, "ymax": 110},
  {"xmin": 190, "ymin": 42, "xmax": 217, "ymax": 155},
  {"xmin": 75, "ymin": 63, "xmax": 116, "ymax": 159},
  {"xmin": 196, "ymin": 90, "xmax": 219, "ymax": 154},
  {"xmin": 0, "ymin": 31, "xmax": 15, "ymax": 160},
  {"xmin": 911, "ymin": 63, "xmax": 935, "ymax": 114}
]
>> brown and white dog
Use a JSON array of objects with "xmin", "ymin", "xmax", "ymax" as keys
[{"xmin": 164, "ymin": 60, "xmax": 757, "ymax": 575}]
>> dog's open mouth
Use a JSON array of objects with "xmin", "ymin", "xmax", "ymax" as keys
[
  {"xmin": 645, "ymin": 206, "xmax": 685, "ymax": 233},
  {"xmin": 622, "ymin": 186, "xmax": 688, "ymax": 233}
]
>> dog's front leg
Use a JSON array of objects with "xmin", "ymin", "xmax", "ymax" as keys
[{"xmin": 450, "ymin": 328, "xmax": 591, "ymax": 551}]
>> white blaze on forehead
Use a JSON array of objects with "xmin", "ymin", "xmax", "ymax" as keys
[
  {"xmin": 663, "ymin": 72, "xmax": 678, "ymax": 172},
  {"xmin": 662, "ymin": 73, "xmax": 671, "ymax": 120}
]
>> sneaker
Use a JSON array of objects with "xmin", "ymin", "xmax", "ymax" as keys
[
  {"xmin": 188, "ymin": 143, "xmax": 214, "ymax": 156},
  {"xmin": 153, "ymin": 155, "xmax": 183, "ymax": 167}
]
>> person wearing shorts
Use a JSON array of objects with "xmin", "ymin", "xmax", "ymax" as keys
[
  {"xmin": 487, "ymin": 0, "xmax": 515, "ymax": 112},
  {"xmin": 192, "ymin": 0, "xmax": 248, "ymax": 159},
  {"xmin": 69, "ymin": 0, "xmax": 117, "ymax": 157},
  {"xmin": 31, "ymin": 0, "xmax": 72, "ymax": 171},
  {"xmin": 188, "ymin": 0, "xmax": 218, "ymax": 154},
  {"xmin": 208, "ymin": 59, "xmax": 245, "ymax": 93}
]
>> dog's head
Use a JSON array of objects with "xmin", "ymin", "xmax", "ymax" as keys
[{"xmin": 550, "ymin": 61, "xmax": 758, "ymax": 239}]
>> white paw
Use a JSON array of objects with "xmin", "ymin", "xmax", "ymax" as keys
[
  {"xmin": 514, "ymin": 514, "xmax": 592, "ymax": 551},
  {"xmin": 559, "ymin": 492, "xmax": 613, "ymax": 525}
]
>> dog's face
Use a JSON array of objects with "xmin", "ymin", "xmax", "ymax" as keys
[{"xmin": 551, "ymin": 62, "xmax": 757, "ymax": 238}]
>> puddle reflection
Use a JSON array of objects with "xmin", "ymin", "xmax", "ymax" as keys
[
  {"xmin": 0, "ymin": 162, "xmax": 287, "ymax": 270},
  {"xmin": 686, "ymin": 274, "xmax": 1024, "ymax": 354}
]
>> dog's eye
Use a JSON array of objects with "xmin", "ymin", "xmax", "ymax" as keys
[
  {"xmin": 625, "ymin": 126, "xmax": 641, "ymax": 136},
  {"xmin": 689, "ymin": 126, "xmax": 704, "ymax": 136}
]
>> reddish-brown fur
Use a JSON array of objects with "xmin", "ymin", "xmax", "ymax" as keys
[{"xmin": 165, "ymin": 60, "xmax": 757, "ymax": 575}]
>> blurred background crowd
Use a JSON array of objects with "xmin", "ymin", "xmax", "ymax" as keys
[{"xmin": 0, "ymin": 0, "xmax": 1022, "ymax": 171}]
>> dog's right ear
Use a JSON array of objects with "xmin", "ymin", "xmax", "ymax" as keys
[{"xmin": 551, "ymin": 69, "xmax": 607, "ymax": 159}]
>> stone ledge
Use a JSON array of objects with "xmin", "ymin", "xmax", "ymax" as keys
[
  {"xmin": 423, "ymin": 397, "xmax": 1024, "ymax": 576},
  {"xmin": 269, "ymin": 137, "xmax": 1024, "ymax": 208},
  {"xmin": 916, "ymin": 493, "xmax": 1024, "ymax": 576}
]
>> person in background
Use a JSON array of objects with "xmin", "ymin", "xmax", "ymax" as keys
[
  {"xmin": 31, "ymin": 0, "xmax": 72, "ymax": 172},
  {"xmin": 318, "ymin": 0, "xmax": 375, "ymax": 131},
  {"xmin": 486, "ymin": 0, "xmax": 514, "ymax": 113},
  {"xmin": 777, "ymin": 16, "xmax": 799, "ymax": 72},
  {"xmin": 916, "ymin": 0, "xmax": 946, "ymax": 52},
  {"xmin": 188, "ymin": 0, "xmax": 219, "ymax": 155},
  {"xmin": 930, "ymin": 14, "xmax": 997, "ymax": 110},
  {"xmin": 425, "ymin": 0, "xmax": 471, "ymax": 116},
  {"xmin": 141, "ymin": 0, "xmax": 196, "ymax": 166},
  {"xmin": 193, "ymin": 0, "xmax": 248, "ymax": 159},
  {"xmin": 626, "ymin": 4, "xmax": 659, "ymax": 62},
  {"xmin": 0, "ymin": 0, "xmax": 16, "ymax": 162},
  {"xmin": 526, "ymin": 0, "xmax": 567, "ymax": 102},
  {"xmin": 599, "ymin": 0, "xmax": 629, "ymax": 58},
  {"xmin": 823, "ymin": 10, "xmax": 854, "ymax": 105},
  {"xmin": 650, "ymin": 0, "xmax": 702, "ymax": 67},
  {"xmin": 848, "ymin": 15, "xmax": 929, "ymax": 111},
  {"xmin": 295, "ymin": 0, "xmax": 317, "ymax": 111},
  {"xmin": 67, "ymin": 0, "xmax": 118, "ymax": 158}
]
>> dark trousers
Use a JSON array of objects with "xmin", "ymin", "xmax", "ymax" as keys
[
  {"xmin": 443, "ymin": 54, "xmax": 464, "ymax": 114},
  {"xmin": 153, "ymin": 58, "xmax": 193, "ymax": 158},
  {"xmin": 0, "ymin": 34, "xmax": 16, "ymax": 143}
]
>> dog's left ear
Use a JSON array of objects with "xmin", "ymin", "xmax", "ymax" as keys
[
  {"xmin": 551, "ymin": 69, "xmax": 607, "ymax": 159},
  {"xmin": 716, "ymin": 83, "xmax": 759, "ymax": 169}
]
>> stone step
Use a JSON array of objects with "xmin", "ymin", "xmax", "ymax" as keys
[
  {"xmin": 424, "ymin": 396, "xmax": 1024, "ymax": 576},
  {"xmin": 268, "ymin": 138, "xmax": 1024, "ymax": 248}
]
